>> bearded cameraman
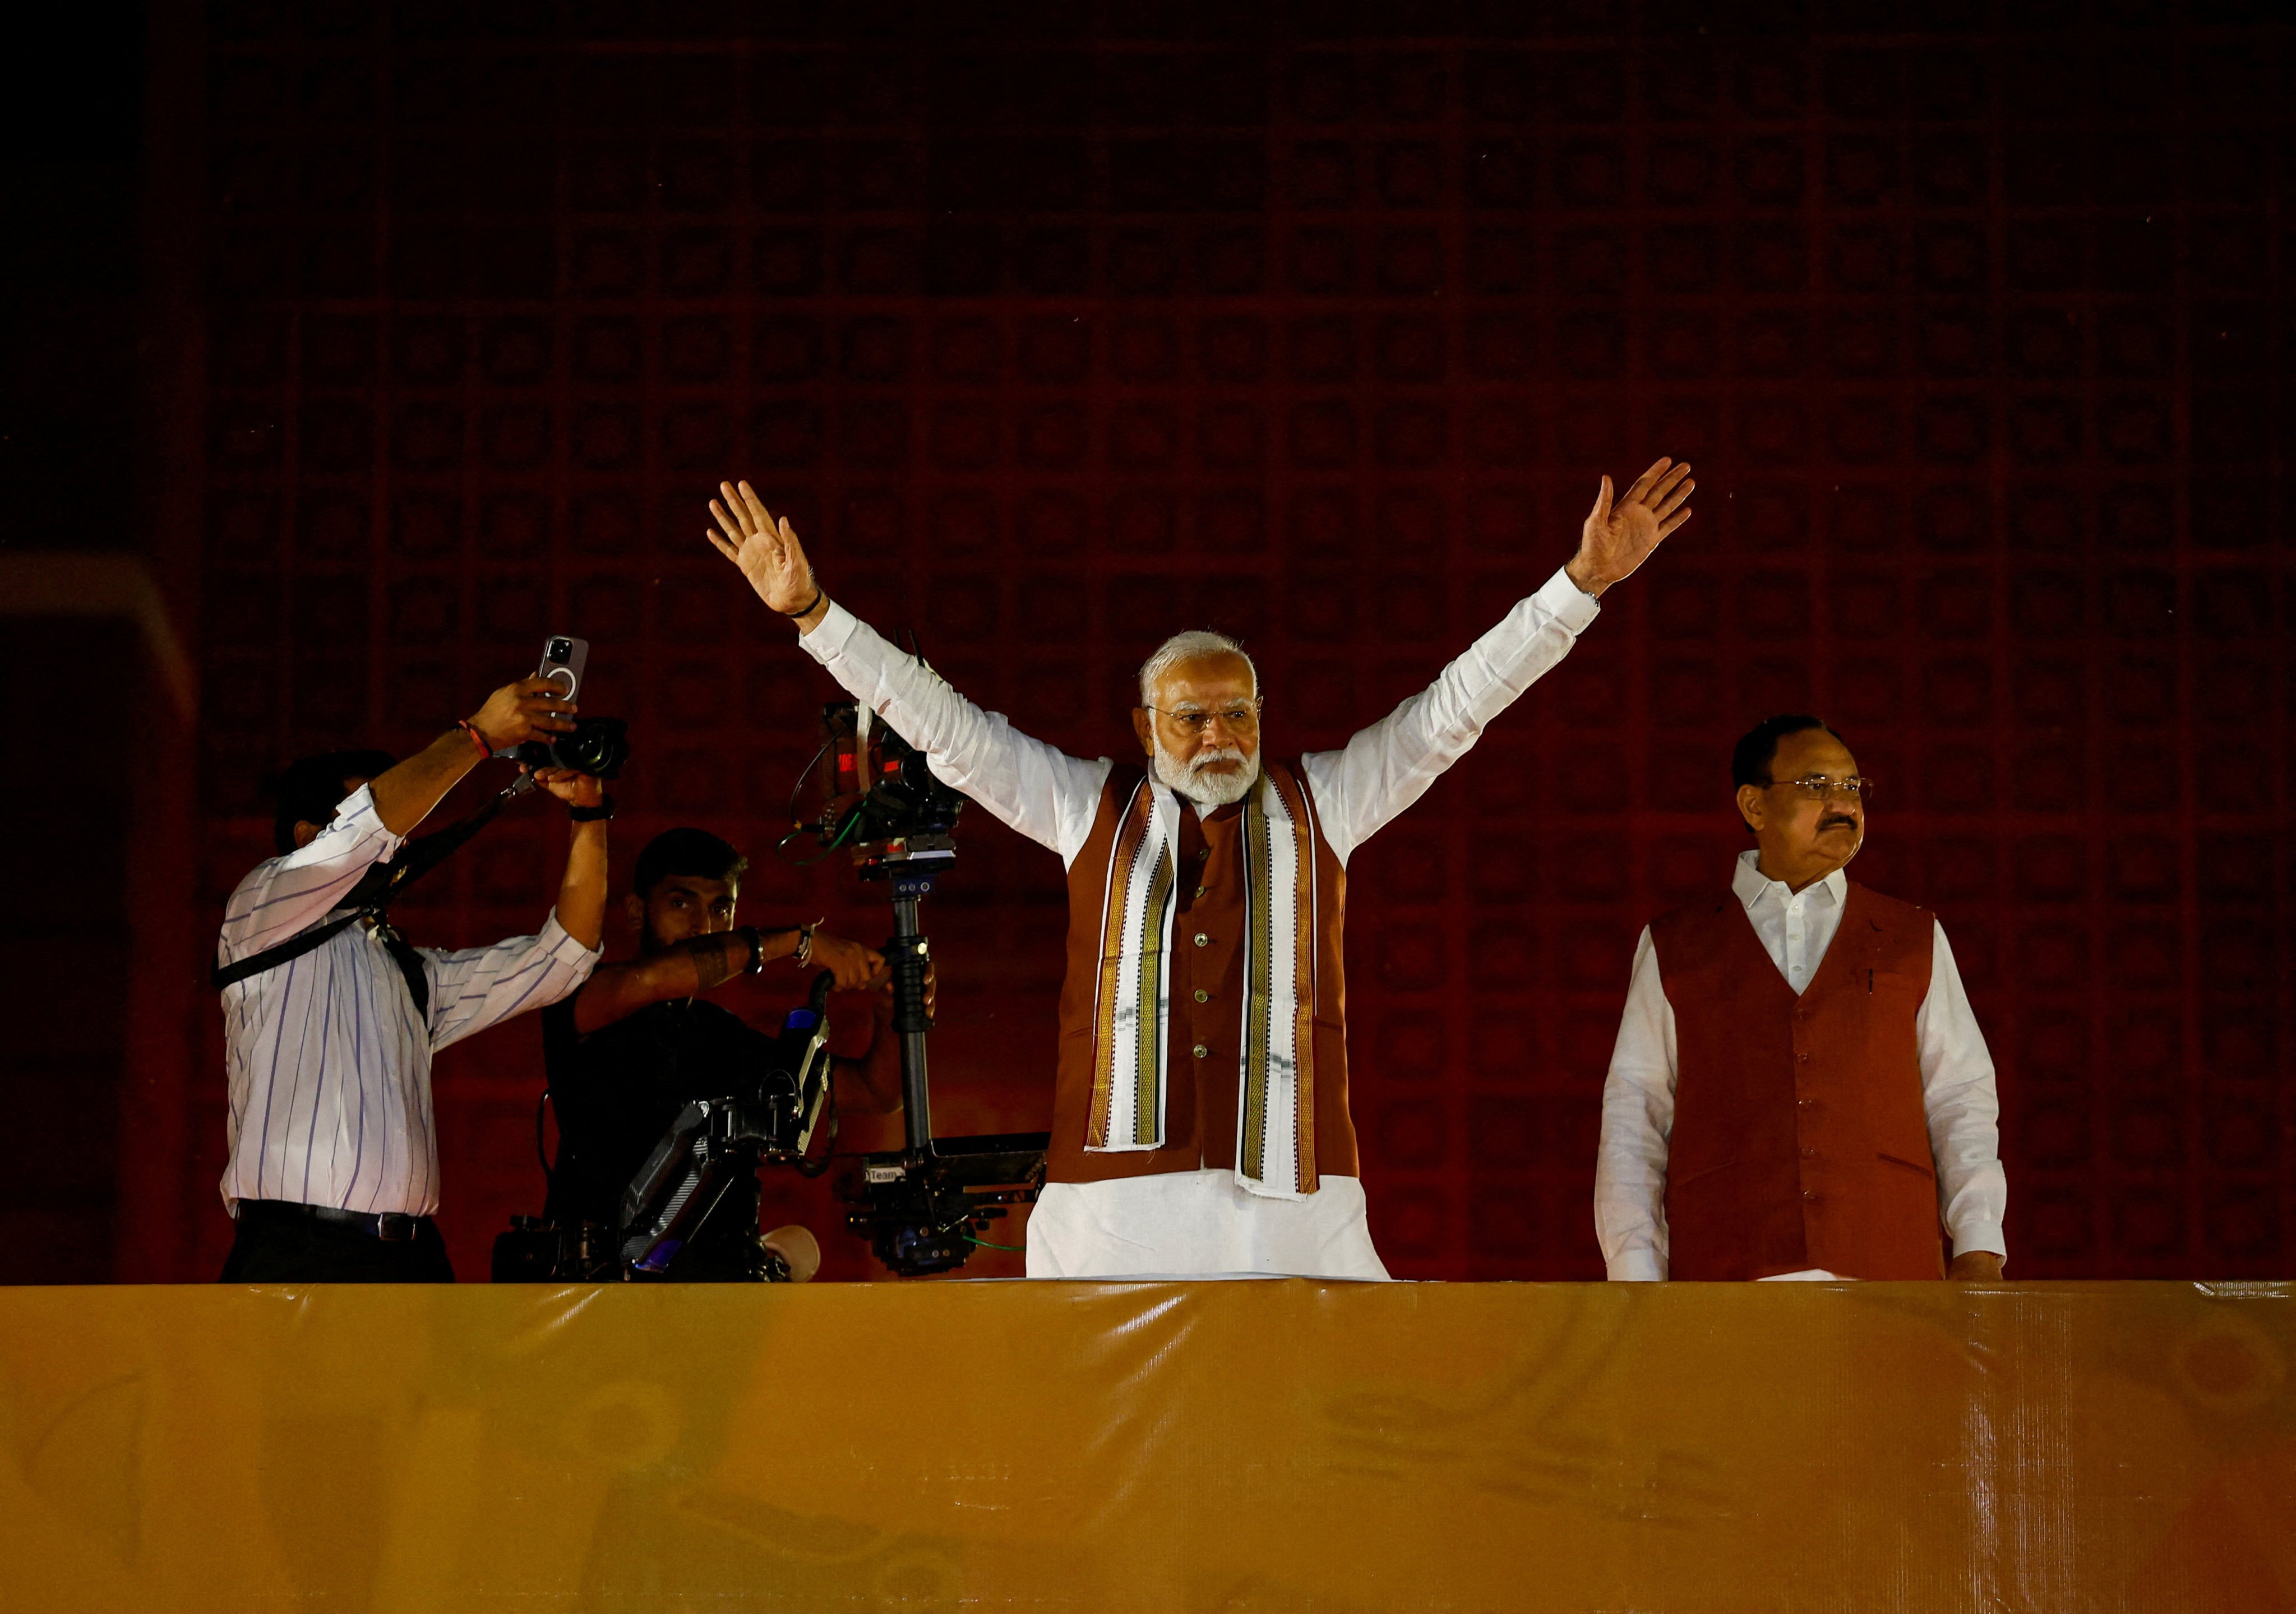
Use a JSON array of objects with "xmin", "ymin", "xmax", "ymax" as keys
[
  {"xmin": 215, "ymin": 677, "xmax": 609, "ymax": 1283},
  {"xmin": 534, "ymin": 828, "xmax": 911, "ymax": 1281}
]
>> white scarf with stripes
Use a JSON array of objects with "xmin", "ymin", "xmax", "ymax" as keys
[{"xmin": 1084, "ymin": 765, "xmax": 1319, "ymax": 1198}]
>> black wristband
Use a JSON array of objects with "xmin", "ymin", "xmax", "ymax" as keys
[
  {"xmin": 568, "ymin": 794, "xmax": 614, "ymax": 822},
  {"xmin": 780, "ymin": 585, "xmax": 824, "ymax": 618}
]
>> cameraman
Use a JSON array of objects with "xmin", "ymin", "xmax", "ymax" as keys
[
  {"xmin": 538, "ymin": 829, "xmax": 904, "ymax": 1279},
  {"xmin": 216, "ymin": 678, "xmax": 609, "ymax": 1282}
]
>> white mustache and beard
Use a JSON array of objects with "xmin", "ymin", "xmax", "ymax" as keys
[{"xmin": 1152, "ymin": 736, "xmax": 1261, "ymax": 808}]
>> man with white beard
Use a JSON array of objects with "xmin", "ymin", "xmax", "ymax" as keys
[{"xmin": 706, "ymin": 461, "xmax": 1693, "ymax": 1278}]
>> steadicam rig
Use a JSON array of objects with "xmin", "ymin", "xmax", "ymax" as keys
[{"xmin": 799, "ymin": 697, "xmax": 1048, "ymax": 1278}]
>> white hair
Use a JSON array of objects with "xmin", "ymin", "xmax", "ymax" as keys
[{"xmin": 1137, "ymin": 630, "xmax": 1258, "ymax": 707}]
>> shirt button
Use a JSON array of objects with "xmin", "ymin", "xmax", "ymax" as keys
[
  {"xmin": 1797, "ymin": 1098, "xmax": 1815, "ymax": 1108},
  {"xmin": 1193, "ymin": 988, "xmax": 1209, "ymax": 1003},
  {"xmin": 1803, "ymin": 1190, "xmax": 1818, "ymax": 1201},
  {"xmin": 1196, "ymin": 849, "xmax": 1210, "ymax": 861},
  {"xmin": 1193, "ymin": 932, "xmax": 1209, "ymax": 947},
  {"xmin": 1800, "ymin": 1147, "xmax": 1817, "ymax": 1158},
  {"xmin": 1192, "ymin": 1043, "xmax": 1209, "ymax": 1060},
  {"xmin": 1194, "ymin": 885, "xmax": 1208, "ymax": 898}
]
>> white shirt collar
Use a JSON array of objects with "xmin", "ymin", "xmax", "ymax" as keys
[{"xmin": 1733, "ymin": 848, "xmax": 1847, "ymax": 912}]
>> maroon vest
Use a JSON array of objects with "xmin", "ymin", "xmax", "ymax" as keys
[
  {"xmin": 1048, "ymin": 765, "xmax": 1357, "ymax": 1186},
  {"xmin": 1651, "ymin": 881, "xmax": 1945, "ymax": 1280}
]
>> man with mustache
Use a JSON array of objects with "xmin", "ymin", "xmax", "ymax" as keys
[
  {"xmin": 709, "ymin": 461, "xmax": 1694, "ymax": 1278},
  {"xmin": 1595, "ymin": 715, "xmax": 2007, "ymax": 1282}
]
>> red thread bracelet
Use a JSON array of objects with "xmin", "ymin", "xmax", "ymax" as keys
[{"xmin": 458, "ymin": 719, "xmax": 492, "ymax": 759}]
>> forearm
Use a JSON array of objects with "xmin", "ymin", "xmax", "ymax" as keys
[
  {"xmin": 1410, "ymin": 570, "xmax": 1599, "ymax": 754},
  {"xmin": 554, "ymin": 821, "xmax": 609, "ymax": 951},
  {"xmin": 1918, "ymin": 924, "xmax": 2008, "ymax": 1259},
  {"xmin": 838, "ymin": 1009, "xmax": 906, "ymax": 1114},
  {"xmin": 1310, "ymin": 569, "xmax": 1599, "ymax": 858},
  {"xmin": 219, "ymin": 784, "xmax": 404, "ymax": 954},
  {"xmin": 369, "ymin": 727, "xmax": 486, "ymax": 838},
  {"xmin": 1594, "ymin": 1099, "xmax": 1671, "ymax": 1281},
  {"xmin": 571, "ymin": 927, "xmax": 801, "ymax": 1034},
  {"xmin": 1595, "ymin": 933, "xmax": 1676, "ymax": 1280},
  {"xmin": 797, "ymin": 598, "xmax": 1105, "ymax": 855}
]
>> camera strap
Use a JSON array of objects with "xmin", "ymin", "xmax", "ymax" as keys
[{"xmin": 211, "ymin": 778, "xmax": 530, "ymax": 1016}]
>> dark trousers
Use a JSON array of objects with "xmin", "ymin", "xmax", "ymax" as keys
[{"xmin": 219, "ymin": 1200, "xmax": 456, "ymax": 1283}]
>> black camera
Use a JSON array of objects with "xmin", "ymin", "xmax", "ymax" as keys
[
  {"xmin": 510, "ymin": 632, "xmax": 630, "ymax": 778},
  {"xmin": 811, "ymin": 702, "xmax": 964, "ymax": 868},
  {"xmin": 513, "ymin": 716, "xmax": 631, "ymax": 780},
  {"xmin": 491, "ymin": 975, "xmax": 835, "ymax": 1283},
  {"xmin": 840, "ymin": 1136, "xmax": 1047, "ymax": 1277}
]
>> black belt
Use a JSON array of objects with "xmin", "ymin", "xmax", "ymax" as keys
[{"xmin": 238, "ymin": 1198, "xmax": 435, "ymax": 1243}]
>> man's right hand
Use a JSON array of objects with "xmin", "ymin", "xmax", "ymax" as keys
[
  {"xmin": 466, "ymin": 677, "xmax": 579, "ymax": 751},
  {"xmin": 1564, "ymin": 457, "xmax": 1694, "ymax": 599},
  {"xmin": 706, "ymin": 480, "xmax": 828, "ymax": 628}
]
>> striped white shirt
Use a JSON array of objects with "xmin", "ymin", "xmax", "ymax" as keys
[{"xmin": 216, "ymin": 784, "xmax": 599, "ymax": 1217}]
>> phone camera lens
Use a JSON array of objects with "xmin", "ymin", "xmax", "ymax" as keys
[{"xmin": 548, "ymin": 637, "xmax": 573, "ymax": 661}]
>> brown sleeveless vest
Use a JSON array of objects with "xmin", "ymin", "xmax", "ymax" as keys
[
  {"xmin": 1651, "ymin": 881, "xmax": 1945, "ymax": 1280},
  {"xmin": 1048, "ymin": 764, "xmax": 1358, "ymax": 1186}
]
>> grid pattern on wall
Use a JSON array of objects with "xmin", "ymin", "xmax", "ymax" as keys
[{"xmin": 175, "ymin": 2, "xmax": 2290, "ymax": 1282}]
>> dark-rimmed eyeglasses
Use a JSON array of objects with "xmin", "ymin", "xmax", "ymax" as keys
[{"xmin": 1763, "ymin": 774, "xmax": 1876, "ymax": 804}]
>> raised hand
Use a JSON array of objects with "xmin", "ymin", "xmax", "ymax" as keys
[
  {"xmin": 706, "ymin": 480, "xmax": 821, "ymax": 620},
  {"xmin": 1564, "ymin": 457, "xmax": 1694, "ymax": 598},
  {"xmin": 468, "ymin": 676, "xmax": 579, "ymax": 750}
]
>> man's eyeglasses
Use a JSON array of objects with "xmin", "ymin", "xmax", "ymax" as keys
[
  {"xmin": 1764, "ymin": 774, "xmax": 1877, "ymax": 804},
  {"xmin": 1143, "ymin": 699, "xmax": 1263, "ymax": 737}
]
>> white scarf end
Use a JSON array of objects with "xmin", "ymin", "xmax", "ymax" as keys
[{"xmin": 1235, "ymin": 1171, "xmax": 1313, "ymax": 1201}]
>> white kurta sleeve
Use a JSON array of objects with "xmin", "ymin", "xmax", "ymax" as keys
[
  {"xmin": 216, "ymin": 784, "xmax": 404, "ymax": 963},
  {"xmin": 1916, "ymin": 921, "xmax": 2008, "ymax": 1261},
  {"xmin": 1595, "ymin": 925, "xmax": 1676, "ymax": 1281},
  {"xmin": 798, "ymin": 601, "xmax": 1113, "ymax": 864},
  {"xmin": 423, "ymin": 908, "xmax": 602, "ymax": 1053},
  {"xmin": 1298, "ymin": 567, "xmax": 1599, "ymax": 864}
]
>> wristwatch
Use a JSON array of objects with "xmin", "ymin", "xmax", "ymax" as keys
[{"xmin": 568, "ymin": 794, "xmax": 614, "ymax": 822}]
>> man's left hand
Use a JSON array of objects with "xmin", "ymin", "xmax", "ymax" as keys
[
  {"xmin": 1564, "ymin": 457, "xmax": 1695, "ymax": 598},
  {"xmin": 872, "ymin": 960, "xmax": 936, "ymax": 1019},
  {"xmin": 529, "ymin": 766, "xmax": 604, "ymax": 811},
  {"xmin": 1947, "ymin": 1250, "xmax": 2004, "ymax": 1281}
]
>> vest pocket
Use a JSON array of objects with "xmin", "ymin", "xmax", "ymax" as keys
[{"xmin": 1875, "ymin": 1150, "xmax": 1935, "ymax": 1180}]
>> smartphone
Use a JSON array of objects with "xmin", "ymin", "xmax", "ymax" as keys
[{"xmin": 537, "ymin": 634, "xmax": 588, "ymax": 703}]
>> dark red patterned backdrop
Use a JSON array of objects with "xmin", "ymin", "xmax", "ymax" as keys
[{"xmin": 137, "ymin": 2, "xmax": 2292, "ymax": 1283}]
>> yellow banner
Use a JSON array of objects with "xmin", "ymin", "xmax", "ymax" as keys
[{"xmin": 3, "ymin": 1282, "xmax": 2290, "ymax": 1611}]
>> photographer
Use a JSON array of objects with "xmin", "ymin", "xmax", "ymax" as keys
[
  {"xmin": 216, "ymin": 678, "xmax": 609, "ymax": 1282},
  {"xmin": 538, "ymin": 829, "xmax": 906, "ymax": 1280}
]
